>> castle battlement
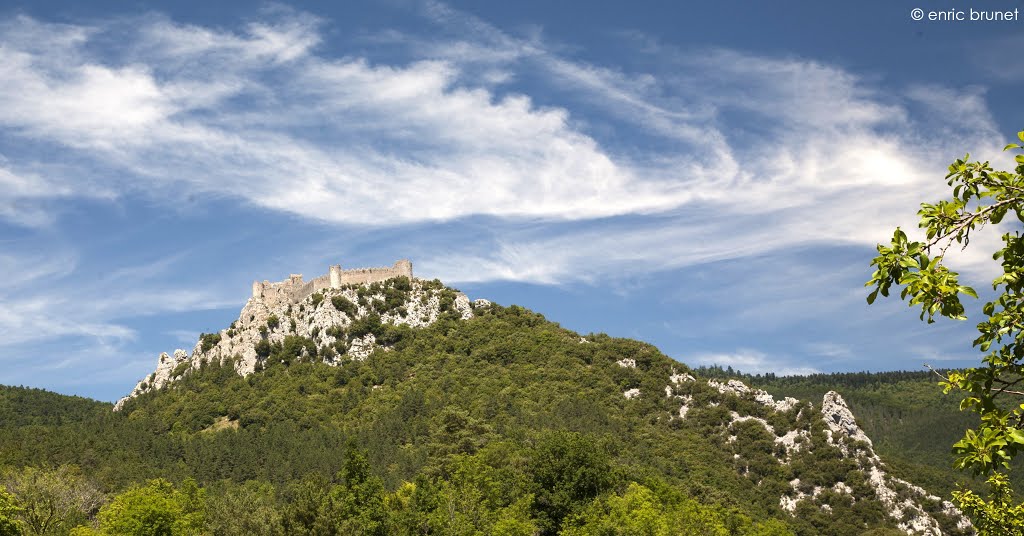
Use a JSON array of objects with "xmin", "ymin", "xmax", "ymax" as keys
[{"xmin": 252, "ymin": 260, "xmax": 413, "ymax": 307}]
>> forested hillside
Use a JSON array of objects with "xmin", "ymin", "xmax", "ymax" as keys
[
  {"xmin": 0, "ymin": 300, "xmax": 975, "ymax": 535},
  {"xmin": 697, "ymin": 367, "xmax": 1023, "ymax": 500}
]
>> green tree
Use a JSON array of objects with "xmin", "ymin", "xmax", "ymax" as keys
[
  {"xmin": 528, "ymin": 432, "xmax": 617, "ymax": 535},
  {"xmin": 562, "ymin": 482, "xmax": 674, "ymax": 536},
  {"xmin": 98, "ymin": 479, "xmax": 204, "ymax": 536},
  {"xmin": 2, "ymin": 465, "xmax": 103, "ymax": 536},
  {"xmin": 866, "ymin": 132, "xmax": 1024, "ymax": 534},
  {"xmin": 0, "ymin": 489, "xmax": 23, "ymax": 536},
  {"xmin": 329, "ymin": 446, "xmax": 387, "ymax": 536},
  {"xmin": 204, "ymin": 480, "xmax": 282, "ymax": 536}
]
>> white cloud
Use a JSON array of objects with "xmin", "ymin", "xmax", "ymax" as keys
[
  {"xmin": 0, "ymin": 13, "xmax": 698, "ymax": 229},
  {"xmin": 0, "ymin": 8, "xmax": 1010, "ymax": 268},
  {"xmin": 0, "ymin": 245, "xmax": 236, "ymax": 351},
  {"xmin": 0, "ymin": 5, "xmax": 1015, "ymax": 399}
]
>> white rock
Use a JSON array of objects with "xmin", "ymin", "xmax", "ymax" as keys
[
  {"xmin": 617, "ymin": 358, "xmax": 637, "ymax": 368},
  {"xmin": 669, "ymin": 370, "xmax": 695, "ymax": 384},
  {"xmin": 774, "ymin": 429, "xmax": 809, "ymax": 459},
  {"xmin": 623, "ymin": 388, "xmax": 641, "ymax": 399},
  {"xmin": 118, "ymin": 278, "xmax": 477, "ymax": 409},
  {"xmin": 348, "ymin": 334, "xmax": 377, "ymax": 361},
  {"xmin": 677, "ymin": 395, "xmax": 693, "ymax": 418},
  {"xmin": 821, "ymin": 391, "xmax": 872, "ymax": 446},
  {"xmin": 708, "ymin": 379, "xmax": 798, "ymax": 413},
  {"xmin": 728, "ymin": 411, "xmax": 775, "ymax": 435}
]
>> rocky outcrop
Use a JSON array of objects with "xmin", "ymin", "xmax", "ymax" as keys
[
  {"xmin": 707, "ymin": 378, "xmax": 799, "ymax": 413},
  {"xmin": 818, "ymin": 392, "xmax": 971, "ymax": 535},
  {"xmin": 116, "ymin": 277, "xmax": 475, "ymax": 410},
  {"xmin": 664, "ymin": 373, "xmax": 973, "ymax": 535},
  {"xmin": 821, "ymin": 391, "xmax": 872, "ymax": 447}
]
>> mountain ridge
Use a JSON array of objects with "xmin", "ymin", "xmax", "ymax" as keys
[{"xmin": 3, "ymin": 273, "xmax": 979, "ymax": 534}]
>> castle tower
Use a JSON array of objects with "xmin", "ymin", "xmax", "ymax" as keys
[
  {"xmin": 394, "ymin": 259, "xmax": 413, "ymax": 279},
  {"xmin": 289, "ymin": 274, "xmax": 303, "ymax": 286},
  {"xmin": 252, "ymin": 280, "xmax": 262, "ymax": 298},
  {"xmin": 329, "ymin": 264, "xmax": 343, "ymax": 289}
]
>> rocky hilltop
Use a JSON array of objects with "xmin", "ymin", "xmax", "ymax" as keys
[
  {"xmin": 112, "ymin": 264, "xmax": 973, "ymax": 534},
  {"xmin": 116, "ymin": 263, "xmax": 482, "ymax": 410}
]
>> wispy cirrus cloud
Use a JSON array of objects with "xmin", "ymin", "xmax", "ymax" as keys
[
  {"xmin": 0, "ymin": 6, "xmax": 1008, "ymax": 264},
  {"xmin": 0, "ymin": 10, "xmax": 695, "ymax": 230},
  {"xmin": 0, "ymin": 2, "xmax": 1014, "ymax": 397}
]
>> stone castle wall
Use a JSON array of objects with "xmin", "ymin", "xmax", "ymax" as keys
[{"xmin": 252, "ymin": 260, "xmax": 413, "ymax": 307}]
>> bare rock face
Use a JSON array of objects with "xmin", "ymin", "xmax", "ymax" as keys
[
  {"xmin": 115, "ymin": 277, "xmax": 474, "ymax": 409},
  {"xmin": 662, "ymin": 372, "xmax": 973, "ymax": 535},
  {"xmin": 113, "ymin": 349, "xmax": 188, "ymax": 411},
  {"xmin": 707, "ymin": 378, "xmax": 799, "ymax": 412},
  {"xmin": 821, "ymin": 391, "xmax": 872, "ymax": 447},
  {"xmin": 817, "ymin": 391, "xmax": 972, "ymax": 535}
]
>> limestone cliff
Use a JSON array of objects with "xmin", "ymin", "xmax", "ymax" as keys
[
  {"xmin": 656, "ymin": 374, "xmax": 973, "ymax": 535},
  {"xmin": 115, "ymin": 276, "xmax": 474, "ymax": 410}
]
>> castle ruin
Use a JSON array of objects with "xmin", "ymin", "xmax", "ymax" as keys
[{"xmin": 251, "ymin": 259, "xmax": 413, "ymax": 308}]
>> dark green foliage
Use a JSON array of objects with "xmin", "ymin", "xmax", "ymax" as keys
[
  {"xmin": 200, "ymin": 333, "xmax": 221, "ymax": 353},
  {"xmin": 0, "ymin": 300, "xmax": 973, "ymax": 535},
  {"xmin": 348, "ymin": 314, "xmax": 382, "ymax": 341},
  {"xmin": 170, "ymin": 362, "xmax": 190, "ymax": 379},
  {"xmin": 204, "ymin": 480, "xmax": 282, "ymax": 536},
  {"xmin": 310, "ymin": 293, "xmax": 324, "ymax": 308},
  {"xmin": 528, "ymin": 431, "xmax": 617, "ymax": 533},
  {"xmin": 255, "ymin": 340, "xmax": 272, "ymax": 359},
  {"xmin": 266, "ymin": 315, "xmax": 280, "ymax": 330},
  {"xmin": 331, "ymin": 296, "xmax": 357, "ymax": 317}
]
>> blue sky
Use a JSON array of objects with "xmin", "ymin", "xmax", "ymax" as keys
[{"xmin": 1, "ymin": 0, "xmax": 1023, "ymax": 401}]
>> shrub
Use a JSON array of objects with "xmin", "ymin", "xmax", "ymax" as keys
[
  {"xmin": 331, "ymin": 296, "xmax": 357, "ymax": 316},
  {"xmin": 391, "ymin": 276, "xmax": 412, "ymax": 291},
  {"xmin": 310, "ymin": 293, "xmax": 324, "ymax": 308},
  {"xmin": 255, "ymin": 340, "xmax": 272, "ymax": 359},
  {"xmin": 348, "ymin": 314, "xmax": 382, "ymax": 340},
  {"xmin": 266, "ymin": 315, "xmax": 279, "ymax": 330},
  {"xmin": 200, "ymin": 333, "xmax": 221, "ymax": 353},
  {"xmin": 171, "ymin": 361, "xmax": 190, "ymax": 379}
]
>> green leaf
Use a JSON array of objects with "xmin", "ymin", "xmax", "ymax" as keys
[
  {"xmin": 1006, "ymin": 144, "xmax": 1022, "ymax": 151},
  {"xmin": 1018, "ymin": 130, "xmax": 1024, "ymax": 143},
  {"xmin": 867, "ymin": 288, "xmax": 879, "ymax": 305},
  {"xmin": 960, "ymin": 286, "xmax": 978, "ymax": 298}
]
